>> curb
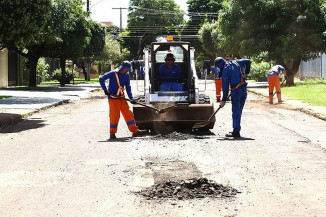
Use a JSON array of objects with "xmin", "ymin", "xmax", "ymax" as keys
[{"xmin": 0, "ymin": 99, "xmax": 70, "ymax": 130}]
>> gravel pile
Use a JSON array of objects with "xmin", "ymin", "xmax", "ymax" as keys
[
  {"xmin": 138, "ymin": 178, "xmax": 240, "ymax": 200},
  {"xmin": 151, "ymin": 131, "xmax": 194, "ymax": 141}
]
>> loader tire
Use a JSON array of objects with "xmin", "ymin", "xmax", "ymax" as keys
[{"xmin": 199, "ymin": 94, "xmax": 210, "ymax": 104}]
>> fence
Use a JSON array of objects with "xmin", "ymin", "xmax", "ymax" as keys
[{"xmin": 297, "ymin": 54, "xmax": 326, "ymax": 79}]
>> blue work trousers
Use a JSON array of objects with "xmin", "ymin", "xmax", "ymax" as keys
[
  {"xmin": 231, "ymin": 86, "xmax": 247, "ymax": 133},
  {"xmin": 160, "ymin": 82, "xmax": 183, "ymax": 91}
]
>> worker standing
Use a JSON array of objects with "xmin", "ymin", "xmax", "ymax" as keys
[
  {"xmin": 99, "ymin": 61, "xmax": 146, "ymax": 139},
  {"xmin": 216, "ymin": 57, "xmax": 251, "ymax": 138},
  {"xmin": 268, "ymin": 65, "xmax": 286, "ymax": 104},
  {"xmin": 212, "ymin": 63, "xmax": 222, "ymax": 102}
]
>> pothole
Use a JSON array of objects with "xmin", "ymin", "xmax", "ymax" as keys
[{"xmin": 138, "ymin": 177, "xmax": 240, "ymax": 200}]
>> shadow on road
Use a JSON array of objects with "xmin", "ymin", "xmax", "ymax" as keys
[
  {"xmin": 98, "ymin": 137, "xmax": 132, "ymax": 143},
  {"xmin": 0, "ymin": 118, "xmax": 47, "ymax": 133},
  {"xmin": 216, "ymin": 136, "xmax": 255, "ymax": 141}
]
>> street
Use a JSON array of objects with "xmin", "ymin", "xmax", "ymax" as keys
[{"xmin": 0, "ymin": 80, "xmax": 326, "ymax": 217}]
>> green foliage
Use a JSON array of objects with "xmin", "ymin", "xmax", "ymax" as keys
[
  {"xmin": 36, "ymin": 58, "xmax": 50, "ymax": 84},
  {"xmin": 248, "ymin": 61, "xmax": 270, "ymax": 81},
  {"xmin": 185, "ymin": 0, "xmax": 223, "ymax": 66},
  {"xmin": 0, "ymin": 96, "xmax": 11, "ymax": 100},
  {"xmin": 83, "ymin": 21, "xmax": 106, "ymax": 60},
  {"xmin": 123, "ymin": 0, "xmax": 185, "ymax": 59},
  {"xmin": 212, "ymin": 0, "xmax": 326, "ymax": 86},
  {"xmin": 0, "ymin": 0, "xmax": 51, "ymax": 47},
  {"xmin": 51, "ymin": 68, "xmax": 74, "ymax": 84}
]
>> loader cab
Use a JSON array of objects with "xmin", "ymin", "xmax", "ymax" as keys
[{"xmin": 150, "ymin": 41, "xmax": 191, "ymax": 94}]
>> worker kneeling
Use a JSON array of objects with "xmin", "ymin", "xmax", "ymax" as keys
[{"xmin": 159, "ymin": 53, "xmax": 183, "ymax": 91}]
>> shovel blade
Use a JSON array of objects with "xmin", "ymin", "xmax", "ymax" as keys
[{"xmin": 193, "ymin": 121, "xmax": 212, "ymax": 129}]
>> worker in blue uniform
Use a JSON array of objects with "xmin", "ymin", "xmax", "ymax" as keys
[
  {"xmin": 216, "ymin": 57, "xmax": 251, "ymax": 138},
  {"xmin": 159, "ymin": 53, "xmax": 183, "ymax": 91}
]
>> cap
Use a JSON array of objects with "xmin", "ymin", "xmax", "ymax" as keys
[
  {"xmin": 119, "ymin": 61, "xmax": 132, "ymax": 72},
  {"xmin": 214, "ymin": 57, "xmax": 226, "ymax": 71}
]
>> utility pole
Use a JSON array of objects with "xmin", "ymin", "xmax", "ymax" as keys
[
  {"xmin": 112, "ymin": 7, "xmax": 127, "ymax": 52},
  {"xmin": 86, "ymin": 0, "xmax": 90, "ymax": 80}
]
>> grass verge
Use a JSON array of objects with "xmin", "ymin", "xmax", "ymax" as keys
[
  {"xmin": 282, "ymin": 79, "xmax": 326, "ymax": 106},
  {"xmin": 0, "ymin": 96, "xmax": 11, "ymax": 100}
]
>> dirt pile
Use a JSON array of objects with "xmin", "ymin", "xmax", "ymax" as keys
[
  {"xmin": 150, "ymin": 131, "xmax": 212, "ymax": 141},
  {"xmin": 138, "ymin": 178, "xmax": 240, "ymax": 200}
]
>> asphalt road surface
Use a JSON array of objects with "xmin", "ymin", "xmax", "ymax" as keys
[{"xmin": 0, "ymin": 80, "xmax": 325, "ymax": 216}]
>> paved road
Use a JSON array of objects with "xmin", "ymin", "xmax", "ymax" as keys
[{"xmin": 0, "ymin": 80, "xmax": 325, "ymax": 216}]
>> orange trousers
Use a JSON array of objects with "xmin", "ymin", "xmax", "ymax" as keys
[
  {"xmin": 268, "ymin": 75, "xmax": 282, "ymax": 103},
  {"xmin": 108, "ymin": 99, "xmax": 138, "ymax": 134},
  {"xmin": 215, "ymin": 79, "xmax": 222, "ymax": 101}
]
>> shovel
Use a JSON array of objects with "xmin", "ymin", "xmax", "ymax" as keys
[
  {"xmin": 193, "ymin": 95, "xmax": 230, "ymax": 129},
  {"xmin": 109, "ymin": 94, "xmax": 160, "ymax": 113},
  {"xmin": 193, "ymin": 106, "xmax": 221, "ymax": 129}
]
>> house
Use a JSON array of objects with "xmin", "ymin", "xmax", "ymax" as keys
[{"xmin": 0, "ymin": 48, "xmax": 28, "ymax": 88}]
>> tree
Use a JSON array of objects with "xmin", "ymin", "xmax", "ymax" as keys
[
  {"xmin": 123, "ymin": 0, "xmax": 184, "ymax": 59},
  {"xmin": 0, "ymin": 0, "xmax": 52, "ymax": 86},
  {"xmin": 183, "ymin": 0, "xmax": 223, "ymax": 65},
  {"xmin": 0, "ymin": 0, "xmax": 91, "ymax": 87},
  {"xmin": 44, "ymin": 0, "xmax": 91, "ymax": 86},
  {"xmin": 218, "ymin": 0, "xmax": 326, "ymax": 85},
  {"xmin": 198, "ymin": 22, "xmax": 225, "ymax": 62},
  {"xmin": 74, "ymin": 21, "xmax": 105, "ymax": 81},
  {"xmin": 0, "ymin": 0, "xmax": 51, "ymax": 48}
]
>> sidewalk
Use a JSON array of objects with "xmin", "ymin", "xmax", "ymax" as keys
[
  {"xmin": 247, "ymin": 81, "xmax": 326, "ymax": 121},
  {"xmin": 0, "ymin": 83, "xmax": 102, "ymax": 129},
  {"xmin": 0, "ymin": 81, "xmax": 325, "ymax": 129}
]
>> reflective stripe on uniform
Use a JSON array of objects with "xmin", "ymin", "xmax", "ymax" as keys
[
  {"xmin": 126, "ymin": 120, "xmax": 136, "ymax": 126},
  {"xmin": 110, "ymin": 124, "xmax": 118, "ymax": 128}
]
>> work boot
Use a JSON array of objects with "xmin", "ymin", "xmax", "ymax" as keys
[
  {"xmin": 269, "ymin": 101, "xmax": 273, "ymax": 104},
  {"xmin": 110, "ymin": 134, "xmax": 117, "ymax": 139},
  {"xmin": 278, "ymin": 100, "xmax": 284, "ymax": 104},
  {"xmin": 225, "ymin": 132, "xmax": 241, "ymax": 138},
  {"xmin": 132, "ymin": 130, "xmax": 147, "ymax": 137}
]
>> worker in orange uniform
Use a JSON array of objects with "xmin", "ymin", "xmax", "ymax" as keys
[
  {"xmin": 99, "ymin": 61, "xmax": 146, "ymax": 139},
  {"xmin": 212, "ymin": 65, "xmax": 222, "ymax": 102},
  {"xmin": 267, "ymin": 65, "xmax": 286, "ymax": 104},
  {"xmin": 213, "ymin": 55, "xmax": 231, "ymax": 102}
]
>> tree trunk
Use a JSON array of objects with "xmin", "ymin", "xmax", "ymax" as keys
[
  {"xmin": 60, "ymin": 58, "xmax": 66, "ymax": 87},
  {"xmin": 281, "ymin": 58, "xmax": 301, "ymax": 86},
  {"xmin": 28, "ymin": 55, "xmax": 40, "ymax": 87}
]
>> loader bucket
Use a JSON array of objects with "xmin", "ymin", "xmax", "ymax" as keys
[{"xmin": 133, "ymin": 104, "xmax": 215, "ymax": 132}]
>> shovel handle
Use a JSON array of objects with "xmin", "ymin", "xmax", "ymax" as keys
[{"xmin": 109, "ymin": 94, "xmax": 160, "ymax": 112}]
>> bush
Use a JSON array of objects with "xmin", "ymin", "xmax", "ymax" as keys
[
  {"xmin": 51, "ymin": 68, "xmax": 74, "ymax": 84},
  {"xmin": 36, "ymin": 58, "xmax": 50, "ymax": 84},
  {"xmin": 248, "ymin": 61, "xmax": 270, "ymax": 81}
]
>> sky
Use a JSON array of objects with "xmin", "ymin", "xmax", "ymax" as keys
[{"xmin": 82, "ymin": 0, "xmax": 188, "ymax": 28}]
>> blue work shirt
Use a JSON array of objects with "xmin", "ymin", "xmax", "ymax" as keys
[
  {"xmin": 99, "ymin": 68, "xmax": 133, "ymax": 100},
  {"xmin": 268, "ymin": 65, "xmax": 285, "ymax": 77},
  {"xmin": 159, "ymin": 64, "xmax": 181, "ymax": 78},
  {"xmin": 221, "ymin": 59, "xmax": 251, "ymax": 101}
]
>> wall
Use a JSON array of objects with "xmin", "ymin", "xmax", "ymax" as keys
[
  {"xmin": 298, "ymin": 54, "xmax": 326, "ymax": 79},
  {"xmin": 0, "ymin": 48, "xmax": 8, "ymax": 88}
]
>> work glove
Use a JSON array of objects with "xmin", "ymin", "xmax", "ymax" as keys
[
  {"xmin": 104, "ymin": 91, "xmax": 111, "ymax": 96},
  {"xmin": 130, "ymin": 99, "xmax": 137, "ymax": 104}
]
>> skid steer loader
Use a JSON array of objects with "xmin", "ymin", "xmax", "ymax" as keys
[{"xmin": 132, "ymin": 36, "xmax": 215, "ymax": 133}]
